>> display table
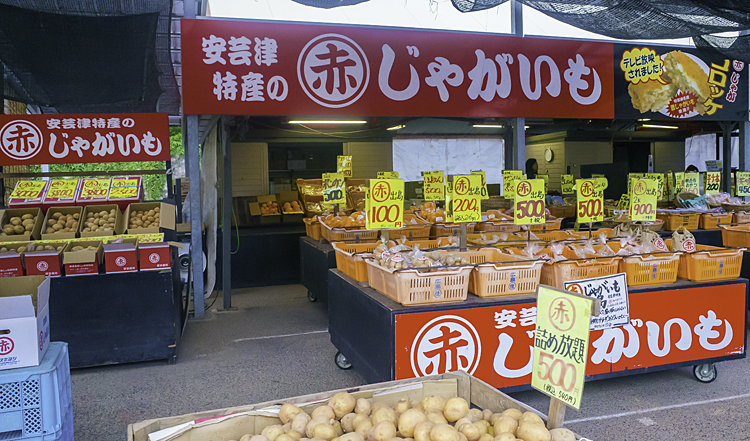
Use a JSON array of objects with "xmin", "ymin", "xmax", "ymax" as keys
[
  {"xmin": 300, "ymin": 236, "xmax": 336, "ymax": 303},
  {"xmin": 50, "ymin": 268, "xmax": 182, "ymax": 368},
  {"xmin": 329, "ymin": 269, "xmax": 747, "ymax": 391}
]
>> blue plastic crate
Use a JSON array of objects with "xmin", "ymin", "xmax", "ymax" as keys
[{"xmin": 0, "ymin": 342, "xmax": 73, "ymax": 440}]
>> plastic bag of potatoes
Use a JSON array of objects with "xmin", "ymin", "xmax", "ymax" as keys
[
  {"xmin": 1, "ymin": 213, "xmax": 37, "ymax": 236},
  {"xmin": 129, "ymin": 206, "xmax": 161, "ymax": 230},
  {"xmin": 82, "ymin": 209, "xmax": 117, "ymax": 233},
  {"xmin": 46, "ymin": 211, "xmax": 80, "ymax": 234},
  {"xmin": 231, "ymin": 392, "xmax": 577, "ymax": 441}
]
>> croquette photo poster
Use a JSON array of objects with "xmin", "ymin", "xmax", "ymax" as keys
[{"xmin": 615, "ymin": 44, "xmax": 748, "ymax": 121}]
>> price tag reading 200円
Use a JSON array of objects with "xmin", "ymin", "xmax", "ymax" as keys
[{"xmin": 451, "ymin": 175, "xmax": 482, "ymax": 223}]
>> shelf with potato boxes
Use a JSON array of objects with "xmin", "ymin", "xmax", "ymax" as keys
[{"xmin": 0, "ymin": 200, "xmax": 176, "ymax": 277}]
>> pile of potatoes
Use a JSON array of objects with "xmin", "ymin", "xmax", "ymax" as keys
[
  {"xmin": 70, "ymin": 245, "xmax": 98, "ymax": 252},
  {"xmin": 45, "ymin": 212, "xmax": 79, "ymax": 234},
  {"xmin": 231, "ymin": 393, "xmax": 576, "ymax": 441},
  {"xmin": 129, "ymin": 207, "xmax": 160, "ymax": 230},
  {"xmin": 1, "ymin": 213, "xmax": 38, "ymax": 236},
  {"xmin": 82, "ymin": 209, "xmax": 118, "ymax": 233}
]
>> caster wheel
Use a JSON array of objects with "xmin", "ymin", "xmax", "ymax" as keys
[
  {"xmin": 335, "ymin": 351, "xmax": 352, "ymax": 370},
  {"xmin": 308, "ymin": 290, "xmax": 317, "ymax": 302},
  {"xmin": 694, "ymin": 363, "xmax": 717, "ymax": 383}
]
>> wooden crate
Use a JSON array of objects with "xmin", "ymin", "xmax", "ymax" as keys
[{"xmin": 128, "ymin": 372, "xmax": 580, "ymax": 441}]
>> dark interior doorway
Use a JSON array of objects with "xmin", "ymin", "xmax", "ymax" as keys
[{"xmin": 613, "ymin": 141, "xmax": 651, "ymax": 173}]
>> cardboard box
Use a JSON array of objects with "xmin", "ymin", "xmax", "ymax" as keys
[
  {"xmin": 43, "ymin": 179, "xmax": 81, "ymax": 208},
  {"xmin": 138, "ymin": 242, "xmax": 171, "ymax": 271},
  {"xmin": 23, "ymin": 242, "xmax": 66, "ymax": 277},
  {"xmin": 8, "ymin": 180, "xmax": 49, "ymax": 209},
  {"xmin": 76, "ymin": 178, "xmax": 111, "ymax": 207},
  {"xmin": 0, "ymin": 208, "xmax": 44, "ymax": 242},
  {"xmin": 108, "ymin": 176, "xmax": 144, "ymax": 212},
  {"xmin": 124, "ymin": 202, "xmax": 176, "ymax": 234},
  {"xmin": 103, "ymin": 238, "xmax": 138, "ymax": 273},
  {"xmin": 0, "ymin": 245, "xmax": 26, "ymax": 278},
  {"xmin": 63, "ymin": 240, "xmax": 103, "ymax": 276},
  {"xmin": 248, "ymin": 195, "xmax": 281, "ymax": 224},
  {"xmin": 41, "ymin": 206, "xmax": 83, "ymax": 240},
  {"xmin": 79, "ymin": 204, "xmax": 124, "ymax": 238},
  {"xmin": 0, "ymin": 276, "xmax": 51, "ymax": 370},
  {"xmin": 278, "ymin": 191, "xmax": 305, "ymax": 223}
]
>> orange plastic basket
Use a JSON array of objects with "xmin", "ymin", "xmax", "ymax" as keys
[
  {"xmin": 331, "ymin": 241, "xmax": 382, "ymax": 282},
  {"xmin": 319, "ymin": 219, "xmax": 378, "ymax": 243},
  {"xmin": 303, "ymin": 217, "xmax": 322, "ymax": 240},
  {"xmin": 523, "ymin": 218, "xmax": 563, "ymax": 232},
  {"xmin": 657, "ymin": 212, "xmax": 700, "ymax": 231},
  {"xmin": 389, "ymin": 214, "xmax": 432, "ymax": 241},
  {"xmin": 733, "ymin": 211, "xmax": 750, "ymax": 224},
  {"xmin": 365, "ymin": 259, "xmax": 472, "ymax": 306},
  {"xmin": 474, "ymin": 221, "xmax": 521, "ymax": 233},
  {"xmin": 565, "ymin": 228, "xmax": 613, "ymax": 240},
  {"xmin": 506, "ymin": 245, "xmax": 620, "ymax": 289},
  {"xmin": 665, "ymin": 239, "xmax": 745, "ymax": 282},
  {"xmin": 466, "ymin": 250, "xmax": 544, "ymax": 297},
  {"xmin": 699, "ymin": 213, "xmax": 733, "ymax": 230},
  {"xmin": 430, "ymin": 222, "xmax": 477, "ymax": 237},
  {"xmin": 548, "ymin": 205, "xmax": 575, "ymax": 219},
  {"xmin": 721, "ymin": 224, "xmax": 750, "ymax": 247},
  {"xmin": 608, "ymin": 243, "xmax": 680, "ymax": 286}
]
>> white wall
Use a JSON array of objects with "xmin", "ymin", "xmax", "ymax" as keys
[
  {"xmin": 344, "ymin": 142, "xmax": 393, "ymax": 179},
  {"xmin": 231, "ymin": 142, "xmax": 269, "ymax": 196},
  {"xmin": 526, "ymin": 141, "xmax": 565, "ymax": 192},
  {"xmin": 392, "ymin": 138, "xmax": 504, "ymax": 183}
]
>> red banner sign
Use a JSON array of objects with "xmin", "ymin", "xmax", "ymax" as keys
[
  {"xmin": 0, "ymin": 113, "xmax": 170, "ymax": 166},
  {"xmin": 181, "ymin": 19, "xmax": 614, "ymax": 118},
  {"xmin": 394, "ymin": 283, "xmax": 745, "ymax": 389}
]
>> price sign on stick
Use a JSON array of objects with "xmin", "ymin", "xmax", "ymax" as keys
[
  {"xmin": 422, "ymin": 170, "xmax": 445, "ymax": 201},
  {"xmin": 531, "ymin": 285, "xmax": 593, "ymax": 410},
  {"xmin": 445, "ymin": 180, "xmax": 454, "ymax": 222},
  {"xmin": 674, "ymin": 172, "xmax": 685, "ymax": 194},
  {"xmin": 575, "ymin": 179, "xmax": 604, "ymax": 223},
  {"xmin": 10, "ymin": 180, "xmax": 47, "ymax": 199},
  {"xmin": 514, "ymin": 179, "xmax": 545, "ymax": 225},
  {"xmin": 366, "ymin": 179, "xmax": 404, "ymax": 230},
  {"xmin": 337, "ymin": 156, "xmax": 352, "ymax": 178},
  {"xmin": 561, "ymin": 175, "xmax": 575, "ymax": 194},
  {"xmin": 322, "ymin": 173, "xmax": 346, "ymax": 206},
  {"xmin": 471, "ymin": 170, "xmax": 489, "ymax": 199},
  {"xmin": 503, "ymin": 170, "xmax": 523, "ymax": 198},
  {"xmin": 451, "ymin": 175, "xmax": 482, "ymax": 222},
  {"xmin": 684, "ymin": 173, "xmax": 699, "ymax": 195},
  {"xmin": 377, "ymin": 171, "xmax": 399, "ymax": 179},
  {"xmin": 705, "ymin": 172, "xmax": 721, "ymax": 195},
  {"xmin": 737, "ymin": 172, "xmax": 750, "ymax": 196},
  {"xmin": 617, "ymin": 193, "xmax": 630, "ymax": 211},
  {"xmin": 630, "ymin": 178, "xmax": 657, "ymax": 221},
  {"xmin": 647, "ymin": 173, "xmax": 665, "ymax": 199}
]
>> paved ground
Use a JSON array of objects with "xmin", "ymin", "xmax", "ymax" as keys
[{"xmin": 70, "ymin": 284, "xmax": 750, "ymax": 440}]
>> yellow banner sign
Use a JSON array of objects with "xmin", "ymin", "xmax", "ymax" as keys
[
  {"xmin": 561, "ymin": 175, "xmax": 575, "ymax": 194},
  {"xmin": 451, "ymin": 175, "xmax": 482, "ymax": 223},
  {"xmin": 532, "ymin": 285, "xmax": 593, "ymax": 410},
  {"xmin": 674, "ymin": 172, "xmax": 685, "ymax": 194},
  {"xmin": 630, "ymin": 178, "xmax": 657, "ymax": 221},
  {"xmin": 79, "ymin": 178, "xmax": 111, "ymax": 199},
  {"xmin": 377, "ymin": 171, "xmax": 399, "ymax": 179},
  {"xmin": 737, "ymin": 172, "xmax": 750, "ymax": 196},
  {"xmin": 576, "ymin": 179, "xmax": 604, "ymax": 223},
  {"xmin": 514, "ymin": 179, "xmax": 545, "ymax": 225},
  {"xmin": 366, "ymin": 179, "xmax": 404, "ymax": 230},
  {"xmin": 109, "ymin": 179, "xmax": 140, "ymax": 199},
  {"xmin": 684, "ymin": 173, "xmax": 699, "ymax": 195},
  {"xmin": 44, "ymin": 179, "xmax": 78, "ymax": 200},
  {"xmin": 705, "ymin": 172, "xmax": 721, "ymax": 195},
  {"xmin": 337, "ymin": 155, "xmax": 352, "ymax": 178},
  {"xmin": 10, "ymin": 180, "xmax": 47, "ymax": 200},
  {"xmin": 322, "ymin": 173, "xmax": 346, "ymax": 206},
  {"xmin": 422, "ymin": 170, "xmax": 445, "ymax": 201},
  {"xmin": 471, "ymin": 170, "xmax": 489, "ymax": 199},
  {"xmin": 503, "ymin": 170, "xmax": 523, "ymax": 198}
]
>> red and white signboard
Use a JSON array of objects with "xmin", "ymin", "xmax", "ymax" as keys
[
  {"xmin": 181, "ymin": 19, "xmax": 614, "ymax": 118},
  {"xmin": 394, "ymin": 282, "xmax": 745, "ymax": 389},
  {"xmin": 0, "ymin": 113, "xmax": 170, "ymax": 166}
]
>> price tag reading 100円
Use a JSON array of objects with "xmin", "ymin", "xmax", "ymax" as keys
[
  {"xmin": 576, "ymin": 179, "xmax": 604, "ymax": 223},
  {"xmin": 514, "ymin": 179, "xmax": 545, "ymax": 225},
  {"xmin": 322, "ymin": 173, "xmax": 346, "ymax": 206},
  {"xmin": 366, "ymin": 179, "xmax": 404, "ymax": 230},
  {"xmin": 630, "ymin": 178, "xmax": 657, "ymax": 222},
  {"xmin": 451, "ymin": 175, "xmax": 482, "ymax": 223}
]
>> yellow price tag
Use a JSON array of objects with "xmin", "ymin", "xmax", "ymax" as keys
[
  {"xmin": 422, "ymin": 170, "xmax": 445, "ymax": 201},
  {"xmin": 617, "ymin": 193, "xmax": 630, "ymax": 210},
  {"xmin": 451, "ymin": 175, "xmax": 482, "ymax": 223},
  {"xmin": 561, "ymin": 175, "xmax": 575, "ymax": 194},
  {"xmin": 44, "ymin": 179, "xmax": 78, "ymax": 200},
  {"xmin": 377, "ymin": 171, "xmax": 399, "ymax": 179},
  {"xmin": 674, "ymin": 172, "xmax": 685, "ymax": 194},
  {"xmin": 337, "ymin": 156, "xmax": 352, "ymax": 178},
  {"xmin": 471, "ymin": 170, "xmax": 489, "ymax": 199},
  {"xmin": 531, "ymin": 285, "xmax": 593, "ymax": 410},
  {"xmin": 647, "ymin": 173, "xmax": 665, "ymax": 199},
  {"xmin": 445, "ymin": 181, "xmax": 454, "ymax": 223},
  {"xmin": 366, "ymin": 179, "xmax": 404, "ymax": 229},
  {"xmin": 80, "ymin": 179, "xmax": 111, "ymax": 199},
  {"xmin": 684, "ymin": 173, "xmax": 699, "ymax": 195},
  {"xmin": 705, "ymin": 172, "xmax": 721, "ymax": 195},
  {"xmin": 737, "ymin": 172, "xmax": 750, "ymax": 196},
  {"xmin": 322, "ymin": 173, "xmax": 346, "ymax": 206},
  {"xmin": 10, "ymin": 181, "xmax": 46, "ymax": 200},
  {"xmin": 109, "ymin": 179, "xmax": 140, "ymax": 199},
  {"xmin": 630, "ymin": 178, "xmax": 657, "ymax": 221},
  {"xmin": 503, "ymin": 170, "xmax": 523, "ymax": 198},
  {"xmin": 514, "ymin": 179, "xmax": 545, "ymax": 225},
  {"xmin": 575, "ymin": 179, "xmax": 604, "ymax": 223}
]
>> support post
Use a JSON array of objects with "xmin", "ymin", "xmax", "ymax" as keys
[
  {"xmin": 546, "ymin": 397, "xmax": 567, "ymax": 430},
  {"xmin": 510, "ymin": 0, "xmax": 523, "ymax": 37},
  {"xmin": 723, "ymin": 122, "xmax": 733, "ymax": 193},
  {"xmin": 187, "ymin": 114, "xmax": 205, "ymax": 317},
  {"xmin": 513, "ymin": 117, "xmax": 526, "ymax": 170},
  {"xmin": 221, "ymin": 117, "xmax": 232, "ymax": 310}
]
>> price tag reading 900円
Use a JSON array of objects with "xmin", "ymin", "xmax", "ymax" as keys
[
  {"xmin": 366, "ymin": 179, "xmax": 404, "ymax": 230},
  {"xmin": 451, "ymin": 175, "xmax": 482, "ymax": 223},
  {"xmin": 630, "ymin": 178, "xmax": 657, "ymax": 222},
  {"xmin": 576, "ymin": 179, "xmax": 604, "ymax": 223},
  {"xmin": 514, "ymin": 179, "xmax": 545, "ymax": 225}
]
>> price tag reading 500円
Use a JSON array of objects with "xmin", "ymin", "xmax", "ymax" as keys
[
  {"xmin": 422, "ymin": 170, "xmax": 445, "ymax": 201},
  {"xmin": 322, "ymin": 173, "xmax": 346, "ymax": 206},
  {"xmin": 451, "ymin": 175, "xmax": 482, "ymax": 223},
  {"xmin": 366, "ymin": 179, "xmax": 404, "ymax": 230},
  {"xmin": 575, "ymin": 179, "xmax": 604, "ymax": 223},
  {"xmin": 514, "ymin": 179, "xmax": 545, "ymax": 225},
  {"xmin": 630, "ymin": 178, "xmax": 657, "ymax": 222}
]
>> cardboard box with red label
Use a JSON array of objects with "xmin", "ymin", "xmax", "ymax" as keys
[
  {"xmin": 0, "ymin": 208, "xmax": 44, "ymax": 243},
  {"xmin": 24, "ymin": 242, "xmax": 66, "ymax": 277},
  {"xmin": 0, "ymin": 242, "xmax": 28, "ymax": 277},
  {"xmin": 103, "ymin": 238, "xmax": 138, "ymax": 273},
  {"xmin": 8, "ymin": 180, "xmax": 49, "ymax": 209},
  {"xmin": 108, "ymin": 176, "xmax": 144, "ymax": 212},
  {"xmin": 138, "ymin": 242, "xmax": 171, "ymax": 271},
  {"xmin": 43, "ymin": 179, "xmax": 81, "ymax": 209},
  {"xmin": 76, "ymin": 178, "xmax": 111, "ymax": 207},
  {"xmin": 63, "ymin": 240, "xmax": 103, "ymax": 276},
  {"xmin": 0, "ymin": 276, "xmax": 51, "ymax": 371}
]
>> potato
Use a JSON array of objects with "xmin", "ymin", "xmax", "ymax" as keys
[
  {"xmin": 354, "ymin": 420, "xmax": 373, "ymax": 436},
  {"xmin": 478, "ymin": 434, "xmax": 493, "ymax": 441},
  {"xmin": 482, "ymin": 410, "xmax": 492, "ymax": 422},
  {"xmin": 425, "ymin": 409, "xmax": 447, "ymax": 425},
  {"xmin": 10, "ymin": 218, "xmax": 21, "ymax": 226},
  {"xmin": 493, "ymin": 434, "xmax": 515, "ymax": 441},
  {"xmin": 443, "ymin": 398, "xmax": 469, "ymax": 423},
  {"xmin": 493, "ymin": 417, "xmax": 517, "ymax": 436},
  {"xmin": 412, "ymin": 421, "xmax": 433, "ymax": 441},
  {"xmin": 48, "ymin": 219, "xmax": 56, "ymax": 226},
  {"xmin": 549, "ymin": 428, "xmax": 575, "ymax": 441},
  {"xmin": 518, "ymin": 412, "xmax": 544, "ymax": 427},
  {"xmin": 13, "ymin": 225, "xmax": 24, "ymax": 234},
  {"xmin": 458, "ymin": 421, "xmax": 480, "ymax": 441},
  {"xmin": 277, "ymin": 435, "xmax": 295, "ymax": 441},
  {"xmin": 395, "ymin": 399, "xmax": 410, "ymax": 415},
  {"xmin": 329, "ymin": 393, "xmax": 357, "ymax": 419},
  {"xmin": 352, "ymin": 414, "xmax": 370, "ymax": 432},
  {"xmin": 341, "ymin": 413, "xmax": 359, "ymax": 433},
  {"xmin": 292, "ymin": 412, "xmax": 312, "ymax": 434},
  {"xmin": 73, "ymin": 213, "xmax": 80, "ymax": 220},
  {"xmin": 386, "ymin": 438, "xmax": 404, "ymax": 441},
  {"xmin": 458, "ymin": 433, "xmax": 467, "ymax": 441},
  {"xmin": 429, "ymin": 424, "xmax": 459, "ymax": 441},
  {"xmin": 422, "ymin": 396, "xmax": 447, "ymax": 413},
  {"xmin": 515, "ymin": 423, "xmax": 550, "ymax": 441},
  {"xmin": 454, "ymin": 419, "xmax": 472, "ymax": 431},
  {"xmin": 372, "ymin": 407, "xmax": 397, "ymax": 426},
  {"xmin": 21, "ymin": 218, "xmax": 33, "ymax": 226},
  {"xmin": 339, "ymin": 434, "xmax": 365, "ymax": 441},
  {"xmin": 313, "ymin": 406, "xmax": 336, "ymax": 421},
  {"xmin": 82, "ymin": 227, "xmax": 91, "ymax": 232},
  {"xmin": 355, "ymin": 398, "xmax": 372, "ymax": 416},
  {"xmin": 473, "ymin": 421, "xmax": 489, "ymax": 437},
  {"xmin": 52, "ymin": 224, "xmax": 63, "ymax": 231},
  {"xmin": 333, "ymin": 421, "xmax": 344, "ymax": 437},
  {"xmin": 280, "ymin": 404, "xmax": 305, "ymax": 425},
  {"xmin": 468, "ymin": 410, "xmax": 483, "ymax": 423},
  {"xmin": 250, "ymin": 436, "xmax": 271, "ymax": 441},
  {"xmin": 262, "ymin": 425, "xmax": 285, "ymax": 441},
  {"xmin": 56, "ymin": 246, "xmax": 63, "ymax": 252},
  {"xmin": 398, "ymin": 409, "xmax": 426, "ymax": 438},
  {"xmin": 22, "ymin": 213, "xmax": 33, "ymax": 220},
  {"xmin": 94, "ymin": 213, "xmax": 101, "ymax": 219},
  {"xmin": 373, "ymin": 421, "xmax": 397, "ymax": 441},
  {"xmin": 0, "ymin": 248, "xmax": 7, "ymax": 253},
  {"xmin": 45, "ymin": 245, "xmax": 54, "ymax": 250},
  {"xmin": 24, "ymin": 224, "xmax": 33, "ymax": 232},
  {"xmin": 500, "ymin": 409, "xmax": 522, "ymax": 421},
  {"xmin": 240, "ymin": 435, "xmax": 252, "ymax": 441},
  {"xmin": 307, "ymin": 417, "xmax": 332, "ymax": 438},
  {"xmin": 2, "ymin": 226, "xmax": 13, "ymax": 235}
]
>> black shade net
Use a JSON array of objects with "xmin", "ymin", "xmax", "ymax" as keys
[{"xmin": 0, "ymin": 0, "xmax": 180, "ymax": 115}]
